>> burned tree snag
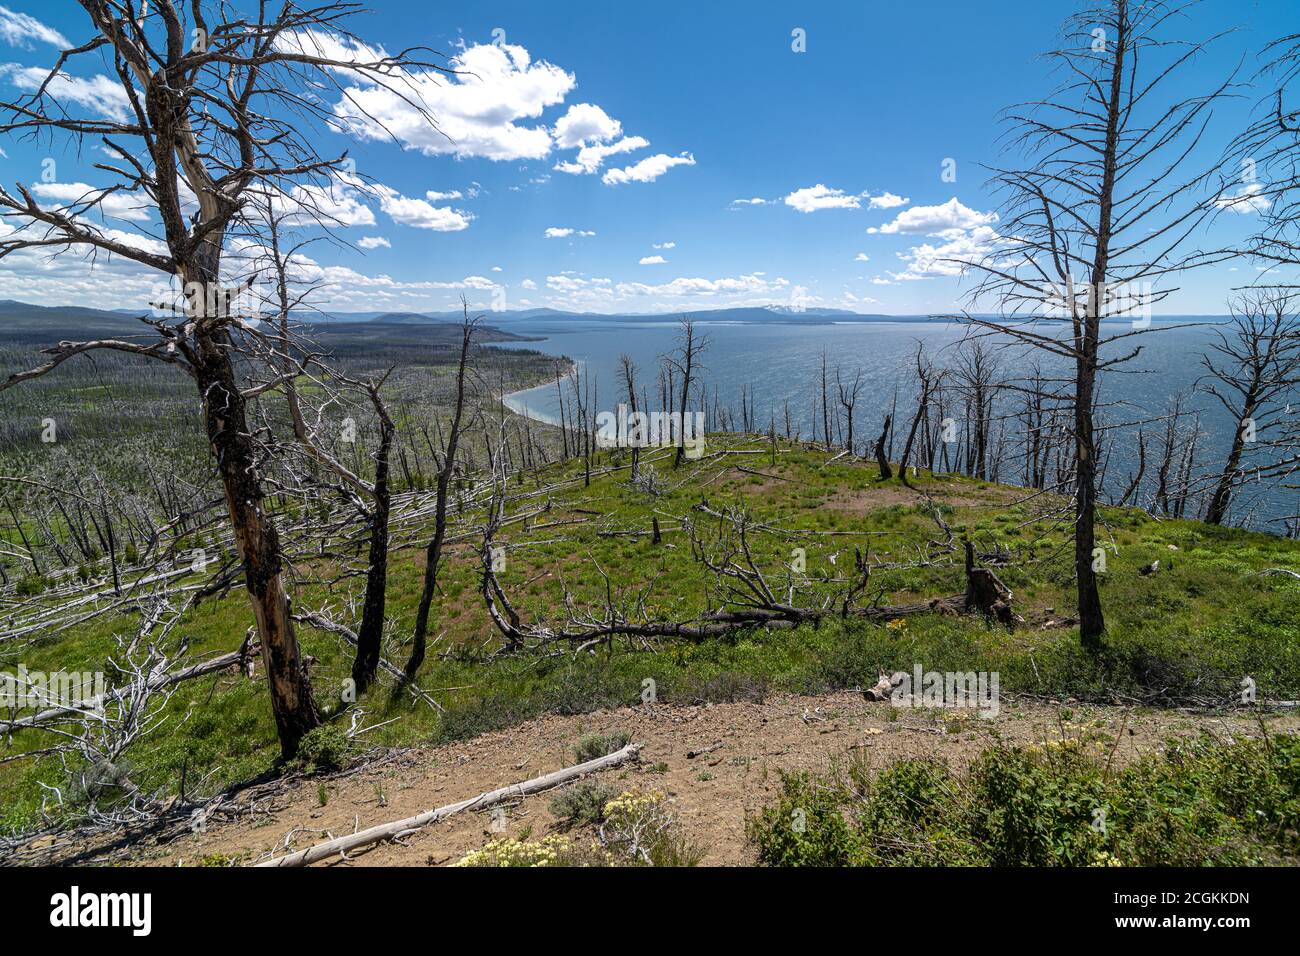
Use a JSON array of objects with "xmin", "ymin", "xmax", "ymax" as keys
[
  {"xmin": 194, "ymin": 321, "xmax": 318, "ymax": 757},
  {"xmin": 406, "ymin": 308, "xmax": 477, "ymax": 683},
  {"xmin": 354, "ymin": 387, "xmax": 395, "ymax": 694},
  {"xmin": 874, "ymin": 414, "xmax": 893, "ymax": 480}
]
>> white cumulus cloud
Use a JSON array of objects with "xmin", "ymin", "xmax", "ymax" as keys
[
  {"xmin": 868, "ymin": 197, "xmax": 997, "ymax": 235},
  {"xmin": 552, "ymin": 102, "xmax": 621, "ymax": 148},
  {"xmin": 555, "ymin": 136, "xmax": 649, "ymax": 174},
  {"xmin": 372, "ymin": 183, "xmax": 471, "ymax": 231},
  {"xmin": 314, "ymin": 38, "xmax": 575, "ymax": 161},
  {"xmin": 280, "ymin": 179, "xmax": 376, "ymax": 227},
  {"xmin": 602, "ymin": 152, "xmax": 696, "ymax": 186},
  {"xmin": 867, "ymin": 192, "xmax": 909, "ymax": 209},
  {"xmin": 544, "ymin": 227, "xmax": 594, "ymax": 238},
  {"xmin": 892, "ymin": 225, "xmax": 998, "ymax": 280},
  {"xmin": 30, "ymin": 182, "xmax": 152, "ymax": 221},
  {"xmin": 784, "ymin": 184, "xmax": 861, "ymax": 213}
]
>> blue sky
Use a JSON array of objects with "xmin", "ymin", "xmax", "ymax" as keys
[{"xmin": 0, "ymin": 0, "xmax": 1292, "ymax": 315}]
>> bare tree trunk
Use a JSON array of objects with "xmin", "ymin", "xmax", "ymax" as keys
[
  {"xmin": 820, "ymin": 352, "xmax": 832, "ymax": 452},
  {"xmin": 620, "ymin": 355, "xmax": 640, "ymax": 480},
  {"xmin": 194, "ymin": 322, "xmax": 317, "ymax": 757},
  {"xmin": 1074, "ymin": 350, "xmax": 1105, "ymax": 649},
  {"xmin": 1120, "ymin": 429, "xmax": 1147, "ymax": 507},
  {"xmin": 406, "ymin": 312, "xmax": 475, "ymax": 682},
  {"xmin": 874, "ymin": 414, "xmax": 893, "ymax": 480},
  {"xmin": 673, "ymin": 318, "xmax": 704, "ymax": 468},
  {"xmin": 1067, "ymin": 3, "xmax": 1135, "ymax": 650},
  {"xmin": 353, "ymin": 393, "xmax": 394, "ymax": 694}
]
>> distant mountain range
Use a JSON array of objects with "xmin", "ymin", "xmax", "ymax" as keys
[
  {"xmin": 0, "ymin": 299, "xmax": 536, "ymax": 345},
  {"xmin": 0, "ymin": 299, "xmax": 1230, "ymax": 344},
  {"xmin": 0, "ymin": 299, "xmax": 928, "ymax": 337},
  {"xmin": 301, "ymin": 305, "xmax": 906, "ymax": 324}
]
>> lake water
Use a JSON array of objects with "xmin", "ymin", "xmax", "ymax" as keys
[{"xmin": 486, "ymin": 314, "xmax": 1298, "ymax": 532}]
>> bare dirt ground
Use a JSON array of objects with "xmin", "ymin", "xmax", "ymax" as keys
[{"xmin": 59, "ymin": 691, "xmax": 1298, "ymax": 868}]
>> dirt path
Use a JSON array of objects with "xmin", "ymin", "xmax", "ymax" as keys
[{"xmin": 87, "ymin": 692, "xmax": 1300, "ymax": 867}]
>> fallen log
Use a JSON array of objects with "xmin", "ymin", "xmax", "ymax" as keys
[
  {"xmin": 255, "ymin": 742, "xmax": 643, "ymax": 867},
  {"xmin": 1258, "ymin": 568, "xmax": 1300, "ymax": 579}
]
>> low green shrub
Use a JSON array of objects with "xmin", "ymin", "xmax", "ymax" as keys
[
  {"xmin": 293, "ymin": 725, "xmax": 351, "ymax": 774},
  {"xmin": 15, "ymin": 574, "xmax": 52, "ymax": 597},
  {"xmin": 549, "ymin": 779, "xmax": 619, "ymax": 828},
  {"xmin": 573, "ymin": 731, "xmax": 631, "ymax": 763},
  {"xmin": 749, "ymin": 732, "xmax": 1300, "ymax": 866}
]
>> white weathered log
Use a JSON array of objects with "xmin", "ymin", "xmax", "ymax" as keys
[{"xmin": 255, "ymin": 742, "xmax": 642, "ymax": 867}]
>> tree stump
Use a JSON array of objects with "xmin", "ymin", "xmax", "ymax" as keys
[{"xmin": 963, "ymin": 540, "xmax": 1020, "ymax": 627}]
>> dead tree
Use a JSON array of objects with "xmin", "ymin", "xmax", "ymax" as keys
[
  {"xmin": 0, "ymin": 5, "xmax": 448, "ymax": 754},
  {"xmin": 1234, "ymin": 29, "xmax": 1300, "ymax": 269},
  {"xmin": 619, "ymin": 355, "xmax": 641, "ymax": 479},
  {"xmin": 665, "ymin": 317, "xmax": 709, "ymax": 467},
  {"xmin": 953, "ymin": 339, "xmax": 1004, "ymax": 481},
  {"xmin": 1118, "ymin": 429, "xmax": 1148, "ymax": 506},
  {"xmin": 568, "ymin": 362, "xmax": 596, "ymax": 487},
  {"xmin": 1199, "ymin": 291, "xmax": 1300, "ymax": 524},
  {"xmin": 873, "ymin": 415, "xmax": 893, "ymax": 480},
  {"xmin": 0, "ymin": 3, "xmax": 452, "ymax": 754},
  {"xmin": 1152, "ymin": 392, "xmax": 1192, "ymax": 515},
  {"xmin": 277, "ymin": 360, "xmax": 397, "ymax": 695},
  {"xmin": 249, "ymin": 197, "xmax": 401, "ymax": 696},
  {"xmin": 898, "ymin": 344, "xmax": 946, "ymax": 486},
  {"xmin": 406, "ymin": 310, "xmax": 478, "ymax": 683},
  {"xmin": 835, "ymin": 367, "xmax": 864, "ymax": 456},
  {"xmin": 820, "ymin": 351, "xmax": 833, "ymax": 452},
  {"xmin": 959, "ymin": 0, "xmax": 1234, "ymax": 651}
]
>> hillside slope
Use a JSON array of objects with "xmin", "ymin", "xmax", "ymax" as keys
[{"xmin": 3, "ymin": 439, "xmax": 1300, "ymax": 855}]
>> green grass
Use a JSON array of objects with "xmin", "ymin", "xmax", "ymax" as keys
[
  {"xmin": 748, "ymin": 730, "xmax": 1300, "ymax": 866},
  {"xmin": 3, "ymin": 440, "xmax": 1300, "ymax": 836}
]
